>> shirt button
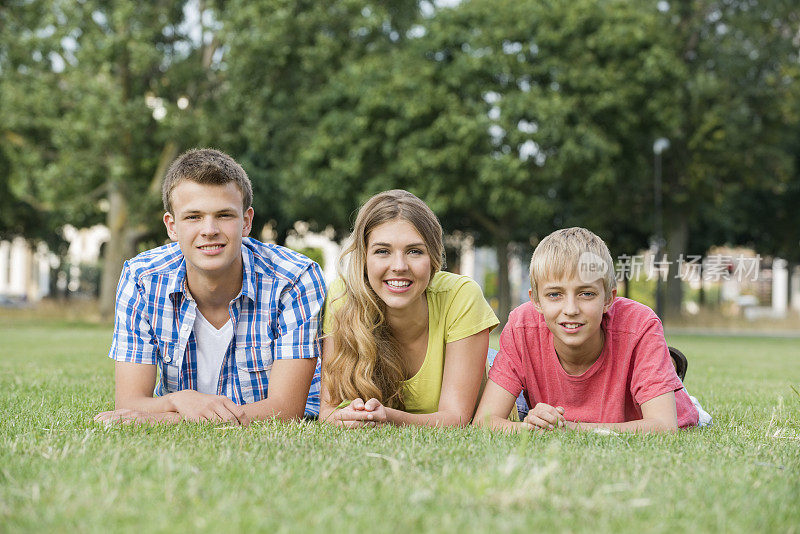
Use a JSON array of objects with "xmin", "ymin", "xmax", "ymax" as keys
[{"xmin": 164, "ymin": 355, "xmax": 172, "ymax": 364}]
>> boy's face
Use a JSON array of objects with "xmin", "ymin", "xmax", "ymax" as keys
[
  {"xmin": 163, "ymin": 180, "xmax": 253, "ymax": 281},
  {"xmin": 531, "ymin": 274, "xmax": 616, "ymax": 359}
]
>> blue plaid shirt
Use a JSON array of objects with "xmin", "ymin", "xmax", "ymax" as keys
[{"xmin": 108, "ymin": 237, "xmax": 326, "ymax": 416}]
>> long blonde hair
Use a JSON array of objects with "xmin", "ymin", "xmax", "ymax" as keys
[{"xmin": 323, "ymin": 190, "xmax": 444, "ymax": 409}]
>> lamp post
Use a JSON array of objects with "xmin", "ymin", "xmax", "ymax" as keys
[{"xmin": 653, "ymin": 137, "xmax": 670, "ymax": 320}]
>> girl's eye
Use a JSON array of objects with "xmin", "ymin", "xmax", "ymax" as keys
[
  {"xmin": 374, "ymin": 249, "xmax": 389, "ymax": 255},
  {"xmin": 408, "ymin": 249, "xmax": 424, "ymax": 255}
]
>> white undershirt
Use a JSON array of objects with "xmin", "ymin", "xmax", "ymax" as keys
[{"xmin": 193, "ymin": 309, "xmax": 233, "ymax": 395}]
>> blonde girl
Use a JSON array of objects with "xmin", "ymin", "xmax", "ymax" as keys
[{"xmin": 319, "ymin": 190, "xmax": 499, "ymax": 427}]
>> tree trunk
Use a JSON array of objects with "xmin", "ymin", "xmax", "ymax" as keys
[
  {"xmin": 787, "ymin": 262, "xmax": 794, "ymax": 313},
  {"xmin": 98, "ymin": 182, "xmax": 136, "ymax": 319},
  {"xmin": 664, "ymin": 216, "xmax": 688, "ymax": 320},
  {"xmin": 444, "ymin": 242, "xmax": 459, "ymax": 274},
  {"xmin": 698, "ymin": 261, "xmax": 705, "ymax": 307},
  {"xmin": 495, "ymin": 237, "xmax": 511, "ymax": 327}
]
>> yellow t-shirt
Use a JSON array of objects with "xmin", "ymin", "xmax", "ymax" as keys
[{"xmin": 323, "ymin": 271, "xmax": 499, "ymax": 414}]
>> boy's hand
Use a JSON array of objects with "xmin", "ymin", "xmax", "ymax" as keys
[
  {"xmin": 167, "ymin": 390, "xmax": 250, "ymax": 426},
  {"xmin": 523, "ymin": 403, "xmax": 566, "ymax": 430}
]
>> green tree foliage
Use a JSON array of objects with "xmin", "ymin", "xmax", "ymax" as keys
[
  {"xmin": 0, "ymin": 1, "xmax": 66, "ymax": 246},
  {"xmin": 277, "ymin": 0, "xmax": 800, "ymax": 321},
  {"xmin": 3, "ymin": 0, "xmax": 798, "ymax": 322},
  {"xmin": 216, "ymin": 0, "xmax": 420, "ymax": 241},
  {"xmin": 283, "ymin": 0, "xmax": 689, "ymax": 321},
  {"xmin": 653, "ymin": 0, "xmax": 800, "ymax": 316},
  {"xmin": 1, "ymin": 0, "xmax": 222, "ymax": 314}
]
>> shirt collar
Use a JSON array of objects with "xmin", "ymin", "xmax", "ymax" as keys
[
  {"xmin": 169, "ymin": 257, "xmax": 189, "ymax": 299},
  {"xmin": 240, "ymin": 242, "xmax": 257, "ymax": 303}
]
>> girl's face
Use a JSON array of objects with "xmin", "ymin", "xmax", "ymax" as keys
[{"xmin": 365, "ymin": 218, "xmax": 432, "ymax": 311}]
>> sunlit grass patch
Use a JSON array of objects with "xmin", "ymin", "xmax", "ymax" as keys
[{"xmin": 1, "ymin": 323, "xmax": 798, "ymax": 533}]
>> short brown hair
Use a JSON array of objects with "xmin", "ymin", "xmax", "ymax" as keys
[{"xmin": 162, "ymin": 148, "xmax": 253, "ymax": 214}]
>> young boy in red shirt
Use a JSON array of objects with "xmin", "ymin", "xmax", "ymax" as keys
[{"xmin": 475, "ymin": 227, "xmax": 707, "ymax": 433}]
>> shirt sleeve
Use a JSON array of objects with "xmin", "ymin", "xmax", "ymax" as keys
[
  {"xmin": 444, "ymin": 278, "xmax": 500, "ymax": 343},
  {"xmin": 274, "ymin": 262, "xmax": 326, "ymax": 361},
  {"xmin": 487, "ymin": 322, "xmax": 525, "ymax": 398},
  {"xmin": 108, "ymin": 261, "xmax": 159, "ymax": 365},
  {"xmin": 629, "ymin": 318, "xmax": 684, "ymax": 405}
]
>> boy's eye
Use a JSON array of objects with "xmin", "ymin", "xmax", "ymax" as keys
[
  {"xmin": 545, "ymin": 292, "xmax": 561, "ymax": 299},
  {"xmin": 581, "ymin": 291, "xmax": 598, "ymax": 298}
]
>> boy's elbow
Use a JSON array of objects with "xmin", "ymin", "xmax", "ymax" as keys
[
  {"xmin": 471, "ymin": 411, "xmax": 492, "ymax": 428},
  {"xmin": 280, "ymin": 400, "xmax": 309, "ymax": 421},
  {"xmin": 649, "ymin": 418, "xmax": 678, "ymax": 433},
  {"xmin": 251, "ymin": 397, "xmax": 307, "ymax": 422}
]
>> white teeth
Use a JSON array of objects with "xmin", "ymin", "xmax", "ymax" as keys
[
  {"xmin": 386, "ymin": 280, "xmax": 411, "ymax": 288},
  {"xmin": 199, "ymin": 245, "xmax": 222, "ymax": 250},
  {"xmin": 563, "ymin": 323, "xmax": 581, "ymax": 328}
]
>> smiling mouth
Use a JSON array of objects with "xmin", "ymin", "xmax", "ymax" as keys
[
  {"xmin": 384, "ymin": 280, "xmax": 412, "ymax": 292},
  {"xmin": 197, "ymin": 244, "xmax": 224, "ymax": 252},
  {"xmin": 560, "ymin": 322, "xmax": 584, "ymax": 330}
]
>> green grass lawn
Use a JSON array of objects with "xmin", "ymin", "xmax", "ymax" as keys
[{"xmin": 1, "ymin": 318, "xmax": 799, "ymax": 533}]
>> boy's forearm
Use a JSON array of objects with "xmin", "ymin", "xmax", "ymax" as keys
[
  {"xmin": 567, "ymin": 419, "xmax": 678, "ymax": 433},
  {"xmin": 115, "ymin": 393, "xmax": 175, "ymax": 413},
  {"xmin": 472, "ymin": 413, "xmax": 529, "ymax": 433},
  {"xmin": 242, "ymin": 396, "xmax": 306, "ymax": 422},
  {"xmin": 132, "ymin": 411, "xmax": 182, "ymax": 424},
  {"xmin": 242, "ymin": 357, "xmax": 316, "ymax": 421}
]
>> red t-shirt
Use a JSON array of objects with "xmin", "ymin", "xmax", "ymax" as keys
[{"xmin": 488, "ymin": 297, "xmax": 699, "ymax": 428}]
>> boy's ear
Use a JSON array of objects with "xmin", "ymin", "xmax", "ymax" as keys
[
  {"xmin": 163, "ymin": 212, "xmax": 178, "ymax": 242},
  {"xmin": 603, "ymin": 288, "xmax": 618, "ymax": 313},
  {"xmin": 242, "ymin": 206, "xmax": 254, "ymax": 237},
  {"xmin": 529, "ymin": 288, "xmax": 542, "ymax": 312}
]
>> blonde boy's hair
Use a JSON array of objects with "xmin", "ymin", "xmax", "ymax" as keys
[{"xmin": 529, "ymin": 227, "xmax": 617, "ymax": 303}]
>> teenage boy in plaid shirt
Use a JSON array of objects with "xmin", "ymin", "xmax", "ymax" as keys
[{"xmin": 95, "ymin": 149, "xmax": 325, "ymax": 426}]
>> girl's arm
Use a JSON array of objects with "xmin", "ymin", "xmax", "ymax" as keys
[{"xmin": 332, "ymin": 329, "xmax": 492, "ymax": 428}]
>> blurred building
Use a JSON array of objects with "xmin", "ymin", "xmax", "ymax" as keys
[
  {"xmin": 1, "ymin": 225, "xmax": 797, "ymax": 321},
  {"xmin": 0, "ymin": 225, "xmax": 108, "ymax": 303},
  {"xmin": 0, "ymin": 238, "xmax": 57, "ymax": 302}
]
